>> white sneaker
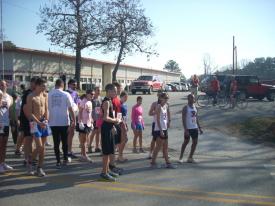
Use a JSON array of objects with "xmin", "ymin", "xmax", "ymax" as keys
[
  {"xmin": 3, "ymin": 163, "xmax": 13, "ymax": 171},
  {"xmin": 178, "ymin": 158, "xmax": 184, "ymax": 164},
  {"xmin": 67, "ymin": 157, "xmax": 72, "ymax": 163},
  {"xmin": 187, "ymin": 157, "xmax": 196, "ymax": 163},
  {"xmin": 79, "ymin": 156, "xmax": 92, "ymax": 163},
  {"xmin": 0, "ymin": 164, "xmax": 5, "ymax": 174}
]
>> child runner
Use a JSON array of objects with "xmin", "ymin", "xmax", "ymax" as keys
[
  {"xmin": 78, "ymin": 90, "xmax": 93, "ymax": 162},
  {"xmin": 117, "ymin": 91, "xmax": 128, "ymax": 162},
  {"xmin": 0, "ymin": 81, "xmax": 14, "ymax": 174},
  {"xmin": 151, "ymin": 92, "xmax": 176, "ymax": 169},
  {"xmin": 88, "ymin": 87, "xmax": 102, "ymax": 153},
  {"xmin": 179, "ymin": 94, "xmax": 203, "ymax": 163},
  {"xmin": 100, "ymin": 84, "xmax": 121, "ymax": 181},
  {"xmin": 131, "ymin": 96, "xmax": 145, "ymax": 153}
]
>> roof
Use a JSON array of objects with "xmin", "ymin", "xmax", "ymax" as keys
[{"xmin": 3, "ymin": 47, "xmax": 181, "ymax": 76}]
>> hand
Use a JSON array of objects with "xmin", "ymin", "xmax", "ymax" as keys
[
  {"xmin": 38, "ymin": 122, "xmax": 47, "ymax": 129},
  {"xmin": 160, "ymin": 131, "xmax": 165, "ymax": 137},
  {"xmin": 115, "ymin": 118, "xmax": 121, "ymax": 124},
  {"xmin": 199, "ymin": 128, "xmax": 203, "ymax": 135},
  {"xmin": 70, "ymin": 121, "xmax": 75, "ymax": 128}
]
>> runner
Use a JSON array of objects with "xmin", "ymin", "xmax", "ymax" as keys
[
  {"xmin": 48, "ymin": 79, "xmax": 76, "ymax": 168},
  {"xmin": 151, "ymin": 92, "xmax": 176, "ymax": 169},
  {"xmin": 191, "ymin": 74, "xmax": 199, "ymax": 100},
  {"xmin": 66, "ymin": 79, "xmax": 79, "ymax": 161},
  {"xmin": 179, "ymin": 94, "xmax": 203, "ymax": 163},
  {"xmin": 118, "ymin": 91, "xmax": 128, "ymax": 162},
  {"xmin": 230, "ymin": 76, "xmax": 238, "ymax": 108},
  {"xmin": 10, "ymin": 93, "xmax": 19, "ymax": 145},
  {"xmin": 19, "ymin": 77, "xmax": 37, "ymax": 173},
  {"xmin": 26, "ymin": 78, "xmax": 50, "ymax": 177},
  {"xmin": 131, "ymin": 96, "xmax": 145, "ymax": 153},
  {"xmin": 100, "ymin": 83, "xmax": 121, "ymax": 181},
  {"xmin": 148, "ymin": 90, "xmax": 165, "ymax": 159},
  {"xmin": 210, "ymin": 76, "xmax": 220, "ymax": 105},
  {"xmin": 78, "ymin": 90, "xmax": 93, "ymax": 162},
  {"xmin": 88, "ymin": 87, "xmax": 102, "ymax": 153},
  {"xmin": 0, "ymin": 81, "xmax": 14, "ymax": 174}
]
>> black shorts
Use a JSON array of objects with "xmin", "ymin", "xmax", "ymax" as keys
[
  {"xmin": 153, "ymin": 130, "xmax": 168, "ymax": 140},
  {"xmin": 114, "ymin": 124, "xmax": 121, "ymax": 145},
  {"xmin": 78, "ymin": 124, "xmax": 92, "ymax": 134},
  {"xmin": 0, "ymin": 126, "xmax": 10, "ymax": 137},
  {"xmin": 151, "ymin": 122, "xmax": 157, "ymax": 141},
  {"xmin": 19, "ymin": 121, "xmax": 31, "ymax": 137},
  {"xmin": 93, "ymin": 121, "xmax": 98, "ymax": 130},
  {"xmin": 101, "ymin": 124, "xmax": 115, "ymax": 155},
  {"xmin": 185, "ymin": 129, "xmax": 199, "ymax": 139}
]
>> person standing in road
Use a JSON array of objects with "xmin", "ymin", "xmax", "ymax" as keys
[
  {"xmin": 210, "ymin": 76, "xmax": 220, "ymax": 105},
  {"xmin": 48, "ymin": 79, "xmax": 76, "ymax": 169},
  {"xmin": 191, "ymin": 74, "xmax": 199, "ymax": 100},
  {"xmin": 179, "ymin": 94, "xmax": 203, "ymax": 163}
]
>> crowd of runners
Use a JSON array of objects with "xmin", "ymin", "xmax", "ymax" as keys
[{"xmin": 0, "ymin": 77, "xmax": 203, "ymax": 182}]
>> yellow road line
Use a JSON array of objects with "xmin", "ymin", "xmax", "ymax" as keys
[{"xmin": 78, "ymin": 183, "xmax": 275, "ymax": 206}]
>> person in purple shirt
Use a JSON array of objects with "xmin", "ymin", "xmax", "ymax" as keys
[{"xmin": 66, "ymin": 79, "xmax": 80, "ymax": 161}]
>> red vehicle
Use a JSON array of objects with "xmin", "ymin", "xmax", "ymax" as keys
[{"xmin": 130, "ymin": 75, "xmax": 163, "ymax": 94}]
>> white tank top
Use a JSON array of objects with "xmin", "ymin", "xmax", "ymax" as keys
[
  {"xmin": 154, "ymin": 104, "xmax": 168, "ymax": 131},
  {"xmin": 186, "ymin": 105, "xmax": 198, "ymax": 129}
]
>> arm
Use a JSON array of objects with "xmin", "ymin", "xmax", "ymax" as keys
[
  {"xmin": 78, "ymin": 103, "xmax": 83, "ymax": 123},
  {"xmin": 196, "ymin": 109, "xmax": 203, "ymax": 134},
  {"xmin": 103, "ymin": 101, "xmax": 119, "ymax": 124},
  {"xmin": 44, "ymin": 94, "xmax": 49, "ymax": 121},
  {"xmin": 131, "ymin": 106, "xmax": 135, "ymax": 123},
  {"xmin": 148, "ymin": 102, "xmax": 156, "ymax": 116},
  {"xmin": 167, "ymin": 104, "xmax": 171, "ymax": 128},
  {"xmin": 182, "ymin": 106, "xmax": 189, "ymax": 135},
  {"xmin": 68, "ymin": 107, "xmax": 76, "ymax": 127},
  {"xmin": 156, "ymin": 105, "xmax": 163, "ymax": 136}
]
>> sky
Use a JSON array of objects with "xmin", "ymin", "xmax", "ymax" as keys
[{"xmin": 3, "ymin": 0, "xmax": 275, "ymax": 78}]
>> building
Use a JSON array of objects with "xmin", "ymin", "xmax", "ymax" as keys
[{"xmin": 0, "ymin": 47, "xmax": 180, "ymax": 90}]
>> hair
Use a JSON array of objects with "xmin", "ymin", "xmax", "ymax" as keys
[
  {"xmin": 55, "ymin": 79, "xmax": 64, "ymax": 87},
  {"xmin": 35, "ymin": 78, "xmax": 46, "ymax": 86},
  {"xmin": 12, "ymin": 93, "xmax": 18, "ymax": 99},
  {"xmin": 113, "ymin": 82, "xmax": 121, "ymax": 89},
  {"xmin": 95, "ymin": 86, "xmax": 100, "ymax": 91},
  {"xmin": 137, "ymin": 96, "xmax": 142, "ymax": 102},
  {"xmin": 159, "ymin": 92, "xmax": 169, "ymax": 99},
  {"xmin": 86, "ymin": 89, "xmax": 93, "ymax": 95},
  {"xmin": 105, "ymin": 83, "xmax": 115, "ymax": 92},
  {"xmin": 20, "ymin": 84, "xmax": 26, "ymax": 90},
  {"xmin": 120, "ymin": 91, "xmax": 128, "ymax": 98},
  {"xmin": 187, "ymin": 93, "xmax": 194, "ymax": 99},
  {"xmin": 30, "ymin": 77, "xmax": 37, "ymax": 83},
  {"xmin": 80, "ymin": 94, "xmax": 86, "ymax": 100},
  {"xmin": 68, "ymin": 79, "xmax": 76, "ymax": 85}
]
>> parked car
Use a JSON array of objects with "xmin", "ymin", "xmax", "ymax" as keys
[
  {"xmin": 165, "ymin": 83, "xmax": 178, "ymax": 92},
  {"xmin": 130, "ymin": 75, "xmax": 163, "ymax": 94},
  {"xmin": 180, "ymin": 82, "xmax": 189, "ymax": 91},
  {"xmin": 171, "ymin": 82, "xmax": 183, "ymax": 91},
  {"xmin": 164, "ymin": 84, "xmax": 172, "ymax": 92},
  {"xmin": 200, "ymin": 74, "xmax": 231, "ymax": 94}
]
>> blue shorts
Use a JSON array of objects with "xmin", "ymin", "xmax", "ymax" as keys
[
  {"xmin": 131, "ymin": 122, "xmax": 144, "ymax": 131},
  {"xmin": 34, "ymin": 124, "xmax": 51, "ymax": 138}
]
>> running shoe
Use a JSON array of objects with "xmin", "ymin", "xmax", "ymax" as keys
[
  {"xmin": 139, "ymin": 148, "xmax": 146, "ymax": 153},
  {"xmin": 67, "ymin": 157, "xmax": 72, "ymax": 163},
  {"xmin": 187, "ymin": 157, "xmax": 196, "ymax": 163},
  {"xmin": 2, "ymin": 163, "xmax": 14, "ymax": 171},
  {"xmin": 109, "ymin": 171, "xmax": 119, "ymax": 178},
  {"xmin": 70, "ymin": 153, "xmax": 78, "ymax": 159},
  {"xmin": 178, "ymin": 158, "xmax": 184, "ymax": 164},
  {"xmin": 165, "ymin": 163, "xmax": 177, "ymax": 169},
  {"xmin": 79, "ymin": 156, "xmax": 93, "ymax": 163},
  {"xmin": 147, "ymin": 153, "xmax": 152, "ymax": 159},
  {"xmin": 88, "ymin": 146, "xmax": 93, "ymax": 153},
  {"xmin": 37, "ymin": 167, "xmax": 46, "ymax": 177},
  {"xmin": 0, "ymin": 164, "xmax": 5, "ymax": 174},
  {"xmin": 109, "ymin": 165, "xmax": 123, "ymax": 175},
  {"xmin": 99, "ymin": 173, "xmax": 116, "ymax": 182},
  {"xmin": 56, "ymin": 162, "xmax": 62, "ymax": 169},
  {"xmin": 150, "ymin": 163, "xmax": 161, "ymax": 169},
  {"xmin": 27, "ymin": 165, "xmax": 35, "ymax": 176},
  {"xmin": 132, "ymin": 148, "xmax": 139, "ymax": 153},
  {"xmin": 45, "ymin": 142, "xmax": 52, "ymax": 147}
]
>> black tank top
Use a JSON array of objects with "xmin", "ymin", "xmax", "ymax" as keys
[{"xmin": 101, "ymin": 97, "xmax": 114, "ymax": 128}]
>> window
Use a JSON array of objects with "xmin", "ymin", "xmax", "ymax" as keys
[
  {"xmin": 121, "ymin": 80, "xmax": 125, "ymax": 83},
  {"xmin": 15, "ymin": 75, "xmax": 23, "ymax": 81},
  {"xmin": 93, "ymin": 78, "xmax": 97, "ymax": 83},
  {"xmin": 127, "ymin": 80, "xmax": 130, "ymax": 84},
  {"xmin": 83, "ymin": 78, "xmax": 87, "ymax": 82},
  {"xmin": 98, "ymin": 79, "xmax": 101, "ymax": 83},
  {"xmin": 25, "ymin": 76, "xmax": 31, "ymax": 81},
  {"xmin": 80, "ymin": 78, "xmax": 84, "ymax": 82},
  {"xmin": 3, "ymin": 75, "xmax": 12, "ymax": 80},
  {"xmin": 249, "ymin": 77, "xmax": 259, "ymax": 84},
  {"xmin": 88, "ymin": 78, "xmax": 92, "ymax": 82}
]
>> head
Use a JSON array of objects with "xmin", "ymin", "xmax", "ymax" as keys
[
  {"xmin": 30, "ymin": 77, "xmax": 37, "ymax": 91},
  {"xmin": 105, "ymin": 83, "xmax": 116, "ymax": 99},
  {"xmin": 94, "ymin": 86, "xmax": 101, "ymax": 97},
  {"xmin": 136, "ymin": 96, "xmax": 142, "ymax": 106},
  {"xmin": 159, "ymin": 92, "xmax": 169, "ymax": 105},
  {"xmin": 55, "ymin": 79, "xmax": 64, "ymax": 90},
  {"xmin": 113, "ymin": 82, "xmax": 122, "ymax": 96},
  {"xmin": 157, "ymin": 90, "xmax": 163, "ymax": 99},
  {"xmin": 34, "ymin": 78, "xmax": 47, "ymax": 93},
  {"xmin": 120, "ymin": 91, "xmax": 128, "ymax": 103},
  {"xmin": 80, "ymin": 94, "xmax": 86, "ymax": 100},
  {"xmin": 12, "ymin": 93, "xmax": 18, "ymax": 101},
  {"xmin": 194, "ymin": 74, "xmax": 197, "ymax": 79},
  {"xmin": 20, "ymin": 84, "xmax": 26, "ymax": 91},
  {"xmin": 68, "ymin": 79, "xmax": 77, "ymax": 90},
  {"xmin": 0, "ymin": 80, "xmax": 7, "ymax": 93},
  {"xmin": 187, "ymin": 94, "xmax": 195, "ymax": 105},
  {"xmin": 86, "ymin": 90, "xmax": 94, "ymax": 101}
]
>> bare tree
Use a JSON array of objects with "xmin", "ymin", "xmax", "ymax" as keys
[
  {"xmin": 203, "ymin": 53, "xmax": 218, "ymax": 75},
  {"xmin": 103, "ymin": 0, "xmax": 157, "ymax": 82},
  {"xmin": 37, "ymin": 0, "xmax": 111, "ymax": 88}
]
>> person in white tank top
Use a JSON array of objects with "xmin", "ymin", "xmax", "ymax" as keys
[
  {"xmin": 179, "ymin": 94, "xmax": 203, "ymax": 164},
  {"xmin": 151, "ymin": 93, "xmax": 176, "ymax": 169}
]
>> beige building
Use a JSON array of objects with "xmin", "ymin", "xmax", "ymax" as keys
[{"xmin": 0, "ymin": 47, "xmax": 180, "ymax": 89}]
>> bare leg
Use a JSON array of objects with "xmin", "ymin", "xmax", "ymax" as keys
[
  {"xmin": 102, "ymin": 155, "xmax": 109, "ymax": 174},
  {"xmin": 34, "ymin": 137, "xmax": 47, "ymax": 168},
  {"xmin": 67, "ymin": 127, "xmax": 74, "ymax": 154},
  {"xmin": 138, "ymin": 131, "xmax": 143, "ymax": 149},
  {"xmin": 118, "ymin": 124, "xmax": 127, "ymax": 160},
  {"xmin": 133, "ymin": 129, "xmax": 138, "ymax": 150},
  {"xmin": 179, "ymin": 138, "xmax": 190, "ymax": 160},
  {"xmin": 24, "ymin": 136, "xmax": 33, "ymax": 165},
  {"xmin": 188, "ymin": 138, "xmax": 198, "ymax": 159},
  {"xmin": 151, "ymin": 138, "xmax": 162, "ymax": 164},
  {"xmin": 0, "ymin": 135, "xmax": 8, "ymax": 164}
]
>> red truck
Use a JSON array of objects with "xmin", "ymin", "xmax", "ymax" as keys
[{"xmin": 130, "ymin": 75, "xmax": 163, "ymax": 94}]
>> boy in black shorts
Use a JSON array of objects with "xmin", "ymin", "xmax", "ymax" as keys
[
  {"xmin": 100, "ymin": 84, "xmax": 121, "ymax": 182},
  {"xmin": 179, "ymin": 94, "xmax": 203, "ymax": 163}
]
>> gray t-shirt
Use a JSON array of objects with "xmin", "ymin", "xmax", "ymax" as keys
[{"xmin": 92, "ymin": 96, "xmax": 102, "ymax": 121}]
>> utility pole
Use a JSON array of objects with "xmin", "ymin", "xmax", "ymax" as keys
[
  {"xmin": 1, "ymin": 0, "xmax": 4, "ymax": 79},
  {"xmin": 233, "ymin": 36, "xmax": 235, "ymax": 74},
  {"xmin": 235, "ymin": 46, "xmax": 237, "ymax": 75}
]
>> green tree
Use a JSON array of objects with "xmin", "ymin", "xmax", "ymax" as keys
[
  {"xmin": 0, "ymin": 41, "xmax": 16, "ymax": 48},
  {"xmin": 164, "ymin": 60, "xmax": 181, "ymax": 73}
]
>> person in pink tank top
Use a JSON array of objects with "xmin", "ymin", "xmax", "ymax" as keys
[{"xmin": 131, "ymin": 96, "xmax": 145, "ymax": 153}]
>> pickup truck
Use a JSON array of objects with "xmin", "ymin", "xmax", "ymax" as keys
[{"xmin": 130, "ymin": 75, "xmax": 163, "ymax": 94}]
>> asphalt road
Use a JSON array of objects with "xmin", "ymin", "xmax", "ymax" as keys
[{"xmin": 1, "ymin": 92, "xmax": 275, "ymax": 206}]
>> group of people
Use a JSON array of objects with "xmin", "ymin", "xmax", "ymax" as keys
[{"xmin": 0, "ymin": 77, "xmax": 204, "ymax": 182}]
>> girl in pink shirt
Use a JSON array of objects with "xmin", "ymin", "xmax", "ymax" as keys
[
  {"xmin": 78, "ymin": 90, "xmax": 94, "ymax": 162},
  {"xmin": 131, "ymin": 96, "xmax": 145, "ymax": 153}
]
